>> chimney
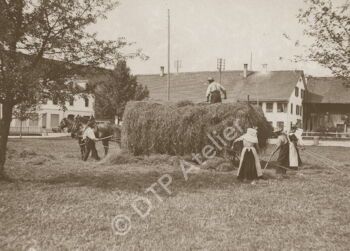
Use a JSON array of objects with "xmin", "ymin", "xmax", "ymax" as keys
[
  {"xmin": 243, "ymin": 64, "xmax": 248, "ymax": 78},
  {"xmin": 160, "ymin": 66, "xmax": 165, "ymax": 77},
  {"xmin": 262, "ymin": 64, "xmax": 268, "ymax": 73}
]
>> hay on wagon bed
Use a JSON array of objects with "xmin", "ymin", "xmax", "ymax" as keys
[{"xmin": 122, "ymin": 101, "xmax": 272, "ymax": 156}]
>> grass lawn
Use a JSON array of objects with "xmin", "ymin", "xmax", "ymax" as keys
[{"xmin": 1, "ymin": 138, "xmax": 350, "ymax": 250}]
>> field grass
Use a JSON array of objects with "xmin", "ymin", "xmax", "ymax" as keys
[{"xmin": 0, "ymin": 138, "xmax": 350, "ymax": 250}]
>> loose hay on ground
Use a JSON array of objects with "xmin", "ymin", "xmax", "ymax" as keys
[
  {"xmin": 2, "ymin": 139, "xmax": 350, "ymax": 250},
  {"xmin": 99, "ymin": 149, "xmax": 181, "ymax": 166},
  {"xmin": 26, "ymin": 156, "xmax": 49, "ymax": 165},
  {"xmin": 201, "ymin": 157, "xmax": 234, "ymax": 172},
  {"xmin": 19, "ymin": 149, "xmax": 37, "ymax": 158},
  {"xmin": 99, "ymin": 148, "xmax": 138, "ymax": 165}
]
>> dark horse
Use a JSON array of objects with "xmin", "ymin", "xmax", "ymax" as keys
[
  {"xmin": 60, "ymin": 117, "xmax": 85, "ymax": 159},
  {"xmin": 60, "ymin": 116, "xmax": 121, "ymax": 159}
]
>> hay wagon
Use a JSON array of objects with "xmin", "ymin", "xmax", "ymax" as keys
[{"xmin": 121, "ymin": 101, "xmax": 273, "ymax": 165}]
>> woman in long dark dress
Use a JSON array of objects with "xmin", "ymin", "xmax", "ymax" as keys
[
  {"xmin": 234, "ymin": 128, "xmax": 263, "ymax": 181},
  {"xmin": 272, "ymin": 126, "xmax": 303, "ymax": 174}
]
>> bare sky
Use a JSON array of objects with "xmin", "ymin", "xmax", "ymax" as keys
[{"xmin": 89, "ymin": 0, "xmax": 343, "ymax": 76}]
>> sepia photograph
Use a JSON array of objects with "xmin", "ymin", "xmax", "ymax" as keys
[{"xmin": 0, "ymin": 0, "xmax": 349, "ymax": 250}]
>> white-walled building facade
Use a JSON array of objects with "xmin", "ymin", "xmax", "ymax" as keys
[
  {"xmin": 259, "ymin": 77, "xmax": 305, "ymax": 131},
  {"xmin": 2, "ymin": 80, "xmax": 94, "ymax": 135},
  {"xmin": 9, "ymin": 94, "xmax": 95, "ymax": 131}
]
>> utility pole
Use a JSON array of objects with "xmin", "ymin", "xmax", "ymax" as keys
[
  {"xmin": 256, "ymin": 82, "xmax": 259, "ymax": 106},
  {"xmin": 250, "ymin": 52, "xmax": 253, "ymax": 71},
  {"xmin": 167, "ymin": 9, "xmax": 171, "ymax": 101},
  {"xmin": 174, "ymin": 59, "xmax": 182, "ymax": 73},
  {"xmin": 217, "ymin": 58, "xmax": 225, "ymax": 84}
]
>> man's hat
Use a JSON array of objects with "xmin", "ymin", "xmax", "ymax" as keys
[
  {"xmin": 207, "ymin": 77, "xmax": 214, "ymax": 82},
  {"xmin": 81, "ymin": 117, "xmax": 89, "ymax": 124}
]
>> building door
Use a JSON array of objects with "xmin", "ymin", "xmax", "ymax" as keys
[
  {"xmin": 42, "ymin": 113, "xmax": 47, "ymax": 128},
  {"xmin": 51, "ymin": 114, "xmax": 59, "ymax": 129}
]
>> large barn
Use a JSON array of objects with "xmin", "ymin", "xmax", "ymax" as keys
[{"xmin": 303, "ymin": 77, "xmax": 350, "ymax": 133}]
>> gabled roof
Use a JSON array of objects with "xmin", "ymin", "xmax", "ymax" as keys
[
  {"xmin": 136, "ymin": 70, "xmax": 303, "ymax": 103},
  {"xmin": 235, "ymin": 71, "xmax": 304, "ymax": 102},
  {"xmin": 305, "ymin": 77, "xmax": 350, "ymax": 104}
]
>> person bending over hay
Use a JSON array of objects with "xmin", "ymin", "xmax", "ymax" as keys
[
  {"xmin": 271, "ymin": 126, "xmax": 303, "ymax": 174},
  {"xmin": 234, "ymin": 127, "xmax": 263, "ymax": 182}
]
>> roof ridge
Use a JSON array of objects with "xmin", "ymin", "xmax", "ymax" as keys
[{"xmin": 136, "ymin": 69, "xmax": 304, "ymax": 76}]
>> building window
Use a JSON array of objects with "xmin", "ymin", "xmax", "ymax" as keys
[
  {"xmin": 51, "ymin": 114, "xmax": 60, "ymax": 128},
  {"xmin": 296, "ymin": 105, "xmax": 302, "ymax": 116},
  {"xmin": 266, "ymin": 103, "xmax": 273, "ymax": 113},
  {"xmin": 295, "ymin": 87, "xmax": 299, "ymax": 97},
  {"xmin": 277, "ymin": 103, "xmax": 286, "ymax": 113},
  {"xmin": 277, "ymin": 121, "xmax": 284, "ymax": 130},
  {"xmin": 69, "ymin": 97, "xmax": 74, "ymax": 106},
  {"xmin": 301, "ymin": 89, "xmax": 304, "ymax": 99},
  {"xmin": 53, "ymin": 97, "xmax": 58, "ymax": 105},
  {"xmin": 29, "ymin": 114, "xmax": 39, "ymax": 127},
  {"xmin": 84, "ymin": 97, "xmax": 89, "ymax": 107},
  {"xmin": 290, "ymin": 103, "xmax": 293, "ymax": 114},
  {"xmin": 268, "ymin": 121, "xmax": 273, "ymax": 127}
]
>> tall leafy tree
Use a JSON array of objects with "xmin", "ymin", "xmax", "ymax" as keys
[
  {"xmin": 0, "ymin": 0, "xmax": 140, "ymax": 179},
  {"xmin": 94, "ymin": 60, "xmax": 149, "ymax": 123},
  {"xmin": 297, "ymin": 0, "xmax": 350, "ymax": 82}
]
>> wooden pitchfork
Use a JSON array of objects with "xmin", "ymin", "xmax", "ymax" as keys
[{"xmin": 264, "ymin": 148, "xmax": 279, "ymax": 169}]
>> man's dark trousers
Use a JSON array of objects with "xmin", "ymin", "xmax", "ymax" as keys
[
  {"xmin": 210, "ymin": 90, "xmax": 222, "ymax": 103},
  {"xmin": 83, "ymin": 138, "xmax": 100, "ymax": 161}
]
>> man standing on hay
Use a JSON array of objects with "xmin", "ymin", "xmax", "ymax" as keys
[
  {"xmin": 234, "ymin": 127, "xmax": 263, "ymax": 182},
  {"xmin": 270, "ymin": 126, "xmax": 303, "ymax": 174},
  {"xmin": 206, "ymin": 77, "xmax": 227, "ymax": 103},
  {"xmin": 81, "ymin": 117, "xmax": 100, "ymax": 161}
]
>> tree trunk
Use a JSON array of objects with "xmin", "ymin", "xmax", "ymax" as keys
[{"xmin": 0, "ymin": 102, "xmax": 14, "ymax": 180}]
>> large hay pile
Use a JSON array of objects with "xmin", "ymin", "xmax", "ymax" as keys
[{"xmin": 122, "ymin": 101, "xmax": 272, "ymax": 156}]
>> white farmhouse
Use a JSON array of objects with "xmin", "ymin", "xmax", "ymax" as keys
[
  {"xmin": 240, "ymin": 70, "xmax": 306, "ymax": 131},
  {"xmin": 0, "ymin": 80, "xmax": 94, "ymax": 135}
]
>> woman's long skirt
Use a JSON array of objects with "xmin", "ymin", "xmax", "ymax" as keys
[
  {"xmin": 277, "ymin": 142, "xmax": 302, "ymax": 173},
  {"xmin": 237, "ymin": 150, "xmax": 258, "ymax": 180}
]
